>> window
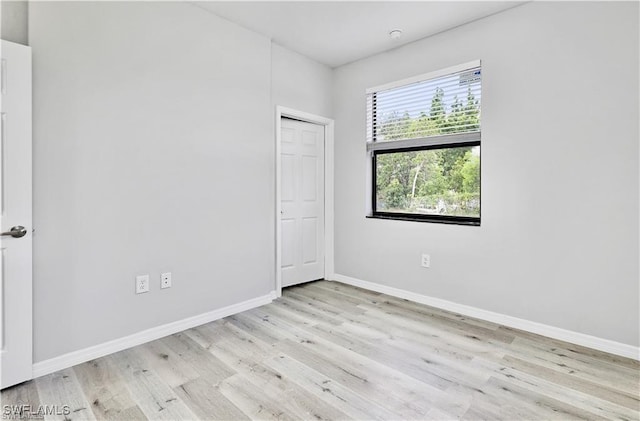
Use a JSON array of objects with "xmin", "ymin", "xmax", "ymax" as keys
[{"xmin": 366, "ymin": 61, "xmax": 481, "ymax": 225}]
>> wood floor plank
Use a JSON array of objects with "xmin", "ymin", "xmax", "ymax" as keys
[
  {"xmin": 0, "ymin": 380, "xmax": 41, "ymax": 419},
  {"xmin": 271, "ymin": 295, "xmax": 344, "ymax": 326},
  {"xmin": 274, "ymin": 336, "xmax": 471, "ymax": 419},
  {"xmin": 359, "ymin": 301, "xmax": 516, "ymax": 345},
  {"xmin": 245, "ymin": 362, "xmax": 351, "ymax": 421},
  {"xmin": 501, "ymin": 354, "xmax": 640, "ymax": 414},
  {"xmin": 73, "ymin": 358, "xmax": 146, "ymax": 420},
  {"xmin": 291, "ymin": 282, "xmax": 376, "ymax": 309},
  {"xmin": 468, "ymin": 376, "xmax": 603, "ymax": 420},
  {"xmin": 309, "ymin": 320, "xmax": 488, "ymax": 393},
  {"xmin": 303, "ymin": 281, "xmax": 380, "ymax": 307},
  {"xmin": 284, "ymin": 289, "xmax": 365, "ymax": 322},
  {"xmin": 260, "ymin": 297, "xmax": 325, "ymax": 328},
  {"xmin": 306, "ymin": 280, "xmax": 383, "ymax": 305},
  {"xmin": 319, "ymin": 280, "xmax": 500, "ymax": 331},
  {"xmin": 347, "ymin": 310, "xmax": 479, "ymax": 362},
  {"xmin": 201, "ymin": 322, "xmax": 352, "ymax": 420},
  {"xmin": 469, "ymin": 355, "xmax": 640, "ymax": 420},
  {"xmin": 160, "ymin": 332, "xmax": 236, "ymax": 385},
  {"xmin": 264, "ymin": 352, "xmax": 401, "ymax": 420},
  {"xmin": 173, "ymin": 376, "xmax": 250, "ymax": 421},
  {"xmin": 179, "ymin": 321, "xmax": 225, "ymax": 349},
  {"xmin": 217, "ymin": 374, "xmax": 296, "ymax": 420},
  {"xmin": 35, "ymin": 368, "xmax": 97, "ymax": 420},
  {"xmin": 107, "ymin": 348, "xmax": 198, "ymax": 420},
  {"xmin": 356, "ymin": 302, "xmax": 508, "ymax": 351},
  {"xmin": 497, "ymin": 325, "xmax": 640, "ymax": 370},
  {"xmin": 225, "ymin": 312, "xmax": 287, "ymax": 345},
  {"xmin": 197, "ymin": 320, "xmax": 278, "ymax": 361},
  {"xmin": 273, "ymin": 339, "xmax": 435, "ymax": 419},
  {"xmin": 509, "ymin": 336, "xmax": 640, "ymax": 394},
  {"xmin": 136, "ymin": 338, "xmax": 201, "ymax": 389},
  {"xmin": 199, "ymin": 312, "xmax": 348, "ymax": 418},
  {"xmin": 5, "ymin": 280, "xmax": 638, "ymax": 421},
  {"xmin": 325, "ymin": 316, "xmax": 486, "ymax": 383}
]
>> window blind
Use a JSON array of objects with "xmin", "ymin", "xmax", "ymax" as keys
[{"xmin": 366, "ymin": 62, "xmax": 481, "ymax": 151}]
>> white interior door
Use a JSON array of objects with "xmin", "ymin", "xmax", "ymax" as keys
[
  {"xmin": 0, "ymin": 40, "xmax": 33, "ymax": 389},
  {"xmin": 280, "ymin": 118, "xmax": 324, "ymax": 287}
]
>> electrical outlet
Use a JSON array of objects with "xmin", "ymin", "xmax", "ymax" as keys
[
  {"xmin": 421, "ymin": 254, "xmax": 431, "ymax": 268},
  {"xmin": 161, "ymin": 272, "xmax": 172, "ymax": 289},
  {"xmin": 136, "ymin": 274, "xmax": 150, "ymax": 294}
]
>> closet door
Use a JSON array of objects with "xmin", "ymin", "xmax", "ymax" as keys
[{"xmin": 280, "ymin": 118, "xmax": 325, "ymax": 287}]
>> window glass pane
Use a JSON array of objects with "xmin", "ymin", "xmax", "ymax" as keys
[{"xmin": 375, "ymin": 146, "xmax": 480, "ymax": 218}]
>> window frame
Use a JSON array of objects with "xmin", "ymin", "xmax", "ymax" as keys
[
  {"xmin": 370, "ymin": 140, "xmax": 481, "ymax": 226},
  {"xmin": 366, "ymin": 61, "xmax": 482, "ymax": 226}
]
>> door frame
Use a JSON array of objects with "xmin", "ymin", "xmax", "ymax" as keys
[{"xmin": 275, "ymin": 106, "xmax": 334, "ymax": 297}]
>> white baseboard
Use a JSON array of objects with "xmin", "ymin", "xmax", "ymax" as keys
[
  {"xmin": 33, "ymin": 292, "xmax": 276, "ymax": 378},
  {"xmin": 330, "ymin": 274, "xmax": 639, "ymax": 361}
]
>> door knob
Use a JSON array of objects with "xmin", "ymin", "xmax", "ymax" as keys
[{"xmin": 1, "ymin": 226, "xmax": 27, "ymax": 238}]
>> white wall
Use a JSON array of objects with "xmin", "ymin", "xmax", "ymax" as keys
[
  {"xmin": 29, "ymin": 1, "xmax": 331, "ymax": 363},
  {"xmin": 1, "ymin": 1, "xmax": 28, "ymax": 45},
  {"xmin": 271, "ymin": 43, "xmax": 333, "ymax": 118},
  {"xmin": 26, "ymin": 0, "xmax": 639, "ymax": 361},
  {"xmin": 333, "ymin": 2, "xmax": 639, "ymax": 346}
]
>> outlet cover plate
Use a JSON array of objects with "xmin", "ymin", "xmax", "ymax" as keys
[
  {"xmin": 136, "ymin": 274, "xmax": 150, "ymax": 294},
  {"xmin": 161, "ymin": 272, "xmax": 172, "ymax": 289},
  {"xmin": 421, "ymin": 254, "xmax": 430, "ymax": 268}
]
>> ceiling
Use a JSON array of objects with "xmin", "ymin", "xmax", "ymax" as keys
[{"xmin": 195, "ymin": 2, "xmax": 524, "ymax": 68}]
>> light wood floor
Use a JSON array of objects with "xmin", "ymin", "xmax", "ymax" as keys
[{"xmin": 2, "ymin": 281, "xmax": 639, "ymax": 420}]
